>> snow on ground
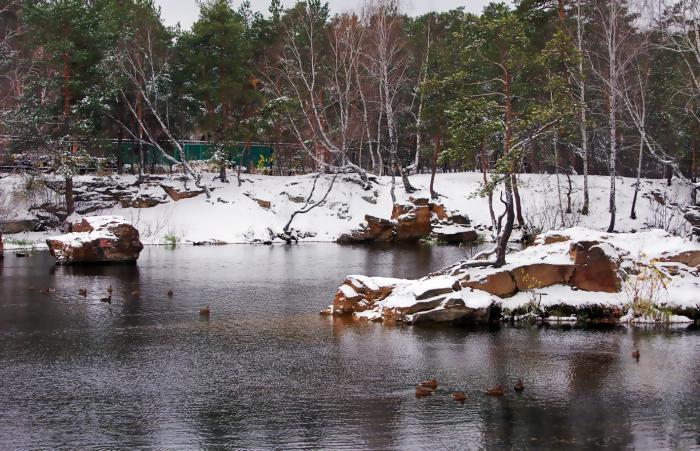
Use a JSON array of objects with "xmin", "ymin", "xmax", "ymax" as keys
[{"xmin": 0, "ymin": 171, "xmax": 695, "ymax": 248}]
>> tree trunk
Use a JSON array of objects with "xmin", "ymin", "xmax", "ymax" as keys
[
  {"xmin": 65, "ymin": 176, "xmax": 74, "ymax": 218},
  {"xmin": 480, "ymin": 138, "xmax": 497, "ymax": 232},
  {"xmin": 606, "ymin": 3, "xmax": 617, "ymax": 234},
  {"xmin": 62, "ymin": 51, "xmax": 74, "ymax": 217},
  {"xmin": 495, "ymin": 177, "xmax": 515, "ymax": 267},
  {"xmin": 577, "ymin": 0, "xmax": 590, "ymax": 215},
  {"xmin": 238, "ymin": 138, "xmax": 251, "ymax": 187},
  {"xmin": 692, "ymin": 136, "xmax": 697, "ymax": 205},
  {"xmin": 631, "ymin": 133, "xmax": 644, "ymax": 219},
  {"xmin": 429, "ymin": 133, "xmax": 441, "ymax": 199}
]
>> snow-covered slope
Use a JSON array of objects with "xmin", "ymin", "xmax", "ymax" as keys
[{"xmin": 0, "ymin": 171, "xmax": 695, "ymax": 247}]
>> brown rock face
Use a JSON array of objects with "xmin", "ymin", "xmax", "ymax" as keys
[
  {"xmin": 161, "ymin": 184, "xmax": 206, "ymax": 201},
  {"xmin": 120, "ymin": 195, "xmax": 167, "ymax": 209},
  {"xmin": 331, "ymin": 276, "xmax": 396, "ymax": 315},
  {"xmin": 429, "ymin": 202, "xmax": 448, "ymax": 220},
  {"xmin": 0, "ymin": 219, "xmax": 39, "ymax": 234},
  {"xmin": 432, "ymin": 226, "xmax": 478, "ymax": 244},
  {"xmin": 570, "ymin": 242, "xmax": 621, "ymax": 292},
  {"xmin": 661, "ymin": 251, "xmax": 700, "ymax": 268},
  {"xmin": 392, "ymin": 203, "xmax": 432, "ymax": 241},
  {"xmin": 512, "ymin": 264, "xmax": 575, "ymax": 290},
  {"xmin": 254, "ymin": 198, "xmax": 271, "ymax": 209},
  {"xmin": 542, "ymin": 234, "xmax": 571, "ymax": 245},
  {"xmin": 365, "ymin": 215, "xmax": 395, "ymax": 241},
  {"xmin": 46, "ymin": 216, "xmax": 143, "ymax": 265},
  {"xmin": 463, "ymin": 270, "xmax": 517, "ymax": 297}
]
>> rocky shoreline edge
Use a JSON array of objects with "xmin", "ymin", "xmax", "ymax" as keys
[{"xmin": 323, "ymin": 228, "xmax": 700, "ymax": 326}]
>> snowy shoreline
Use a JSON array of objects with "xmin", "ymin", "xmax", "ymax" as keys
[
  {"xmin": 326, "ymin": 228, "xmax": 700, "ymax": 326},
  {"xmin": 1, "ymin": 171, "xmax": 695, "ymax": 249}
]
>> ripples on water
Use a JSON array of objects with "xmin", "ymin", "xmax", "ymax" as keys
[{"xmin": 1, "ymin": 245, "xmax": 699, "ymax": 449}]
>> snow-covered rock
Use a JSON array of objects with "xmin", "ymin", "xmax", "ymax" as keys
[
  {"xmin": 326, "ymin": 227, "xmax": 700, "ymax": 325},
  {"xmin": 46, "ymin": 216, "xmax": 143, "ymax": 265}
]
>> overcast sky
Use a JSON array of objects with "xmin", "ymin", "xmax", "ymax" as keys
[{"xmin": 155, "ymin": 0, "xmax": 495, "ymax": 29}]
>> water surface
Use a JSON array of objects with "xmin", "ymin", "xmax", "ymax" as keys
[{"xmin": 1, "ymin": 245, "xmax": 699, "ymax": 449}]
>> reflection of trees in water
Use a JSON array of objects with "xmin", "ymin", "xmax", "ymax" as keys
[{"xmin": 479, "ymin": 326, "xmax": 633, "ymax": 448}]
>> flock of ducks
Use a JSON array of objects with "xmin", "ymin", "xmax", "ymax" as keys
[
  {"xmin": 415, "ymin": 378, "xmax": 526, "ymax": 401},
  {"xmin": 415, "ymin": 352, "xmax": 641, "ymax": 401},
  {"xmin": 70, "ymin": 284, "xmax": 210, "ymax": 317}
]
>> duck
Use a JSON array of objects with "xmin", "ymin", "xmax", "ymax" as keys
[
  {"xmin": 632, "ymin": 349, "xmax": 640, "ymax": 360},
  {"xmin": 419, "ymin": 379, "xmax": 438, "ymax": 390},
  {"xmin": 40, "ymin": 288, "xmax": 55, "ymax": 294},
  {"xmin": 107, "ymin": 285, "xmax": 113, "ymax": 294},
  {"xmin": 514, "ymin": 379, "xmax": 525, "ymax": 392},
  {"xmin": 485, "ymin": 385, "xmax": 505, "ymax": 397},
  {"xmin": 167, "ymin": 289, "xmax": 174, "ymax": 298},
  {"xmin": 100, "ymin": 294, "xmax": 112, "ymax": 304},
  {"xmin": 131, "ymin": 289, "xmax": 139, "ymax": 296},
  {"xmin": 78, "ymin": 288, "xmax": 87, "ymax": 297},
  {"xmin": 199, "ymin": 306, "xmax": 210, "ymax": 317},
  {"xmin": 415, "ymin": 386, "xmax": 433, "ymax": 398},
  {"xmin": 452, "ymin": 391, "xmax": 467, "ymax": 402}
]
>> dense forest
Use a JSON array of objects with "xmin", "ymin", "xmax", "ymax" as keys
[{"xmin": 1, "ymin": 0, "xmax": 699, "ymax": 258}]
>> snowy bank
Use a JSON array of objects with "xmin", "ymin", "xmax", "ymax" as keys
[
  {"xmin": 0, "ymin": 171, "xmax": 696, "ymax": 248},
  {"xmin": 324, "ymin": 228, "xmax": 700, "ymax": 326}
]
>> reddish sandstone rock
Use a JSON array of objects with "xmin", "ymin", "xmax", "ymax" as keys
[
  {"xmin": 161, "ymin": 184, "xmax": 206, "ymax": 201},
  {"xmin": 569, "ymin": 241, "xmax": 621, "ymax": 292},
  {"xmin": 463, "ymin": 270, "xmax": 517, "ymax": 297},
  {"xmin": 429, "ymin": 202, "xmax": 448, "ymax": 220},
  {"xmin": 392, "ymin": 202, "xmax": 432, "ymax": 241},
  {"xmin": 660, "ymin": 251, "xmax": 700, "ymax": 268},
  {"xmin": 365, "ymin": 215, "xmax": 395, "ymax": 241},
  {"xmin": 330, "ymin": 276, "xmax": 398, "ymax": 315},
  {"xmin": 46, "ymin": 216, "xmax": 143, "ymax": 265},
  {"xmin": 512, "ymin": 264, "xmax": 575, "ymax": 290},
  {"xmin": 254, "ymin": 198, "xmax": 272, "ymax": 209}
]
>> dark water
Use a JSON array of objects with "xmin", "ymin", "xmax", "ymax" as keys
[{"xmin": 1, "ymin": 245, "xmax": 699, "ymax": 450}]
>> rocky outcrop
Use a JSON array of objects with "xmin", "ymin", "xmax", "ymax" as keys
[
  {"xmin": 661, "ymin": 250, "xmax": 700, "ymax": 268},
  {"xmin": 326, "ymin": 228, "xmax": 700, "ymax": 326},
  {"xmin": 338, "ymin": 196, "xmax": 478, "ymax": 244},
  {"xmin": 569, "ymin": 241, "xmax": 621, "ymax": 292},
  {"xmin": 0, "ymin": 219, "xmax": 40, "ymax": 234},
  {"xmin": 161, "ymin": 184, "xmax": 207, "ymax": 201},
  {"xmin": 431, "ymin": 224, "xmax": 478, "ymax": 244},
  {"xmin": 461, "ymin": 270, "xmax": 517, "ymax": 297},
  {"xmin": 120, "ymin": 195, "xmax": 168, "ymax": 209},
  {"xmin": 46, "ymin": 216, "xmax": 143, "ymax": 265},
  {"xmin": 686, "ymin": 206, "xmax": 700, "ymax": 241},
  {"xmin": 392, "ymin": 200, "xmax": 432, "ymax": 241},
  {"xmin": 512, "ymin": 263, "xmax": 575, "ymax": 290},
  {"xmin": 254, "ymin": 198, "xmax": 272, "ymax": 209}
]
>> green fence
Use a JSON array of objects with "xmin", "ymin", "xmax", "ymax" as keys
[{"xmin": 112, "ymin": 142, "xmax": 274, "ymax": 167}]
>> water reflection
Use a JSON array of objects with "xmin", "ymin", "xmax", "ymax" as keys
[{"xmin": 0, "ymin": 245, "xmax": 698, "ymax": 449}]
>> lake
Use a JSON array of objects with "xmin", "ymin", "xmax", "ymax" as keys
[{"xmin": 1, "ymin": 245, "xmax": 699, "ymax": 449}]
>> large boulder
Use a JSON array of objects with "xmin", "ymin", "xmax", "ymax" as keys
[
  {"xmin": 431, "ymin": 224, "xmax": 478, "ymax": 244},
  {"xmin": 512, "ymin": 263, "xmax": 575, "ymax": 290},
  {"xmin": 685, "ymin": 207, "xmax": 700, "ymax": 241},
  {"xmin": 46, "ymin": 216, "xmax": 143, "ymax": 265},
  {"xmin": 661, "ymin": 251, "xmax": 700, "ymax": 269},
  {"xmin": 462, "ymin": 270, "xmax": 517, "ymax": 297},
  {"xmin": 569, "ymin": 241, "xmax": 621, "ymax": 292},
  {"xmin": 161, "ymin": 184, "xmax": 207, "ymax": 201},
  {"xmin": 392, "ymin": 202, "xmax": 432, "ymax": 241}
]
